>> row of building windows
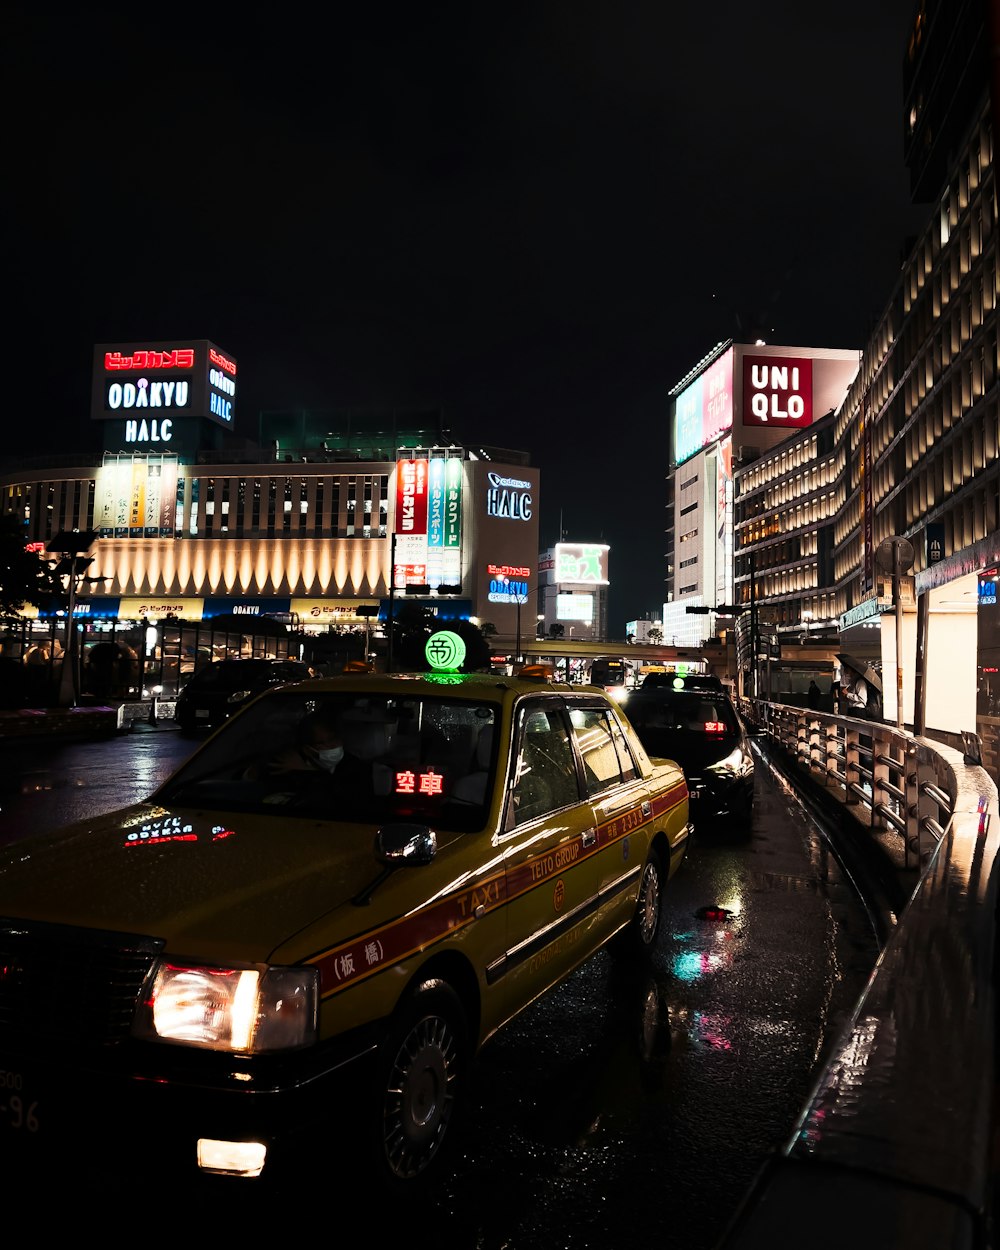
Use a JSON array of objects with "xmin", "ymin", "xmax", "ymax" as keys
[
  {"xmin": 901, "ymin": 286, "xmax": 997, "ymax": 422},
  {"xmin": 3, "ymin": 472, "xmax": 393, "ymax": 542},
  {"xmin": 905, "ymin": 116, "xmax": 992, "ymax": 306}
]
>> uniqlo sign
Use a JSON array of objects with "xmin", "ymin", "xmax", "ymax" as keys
[{"xmin": 742, "ymin": 355, "xmax": 813, "ymax": 428}]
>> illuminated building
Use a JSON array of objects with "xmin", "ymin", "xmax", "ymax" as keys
[
  {"xmin": 667, "ymin": 0, "xmax": 1000, "ymax": 754},
  {"xmin": 663, "ymin": 342, "xmax": 860, "ymax": 650},
  {"xmin": 0, "ymin": 342, "xmax": 540, "ymax": 694},
  {"xmin": 537, "ymin": 542, "xmax": 611, "ymax": 642}
]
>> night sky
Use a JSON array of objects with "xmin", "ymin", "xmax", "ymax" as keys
[{"xmin": 6, "ymin": 3, "xmax": 928, "ymax": 634}]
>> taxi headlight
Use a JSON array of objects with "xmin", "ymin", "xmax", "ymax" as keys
[{"xmin": 133, "ymin": 960, "xmax": 318, "ymax": 1052}]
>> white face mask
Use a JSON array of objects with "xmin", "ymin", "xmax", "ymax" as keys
[{"xmin": 314, "ymin": 745, "xmax": 345, "ymax": 769}]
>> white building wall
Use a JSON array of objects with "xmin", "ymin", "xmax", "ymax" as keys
[{"xmin": 881, "ymin": 576, "xmax": 979, "ymax": 734}]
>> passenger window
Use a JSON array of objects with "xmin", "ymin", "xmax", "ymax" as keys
[
  {"xmin": 570, "ymin": 708, "xmax": 624, "ymax": 796},
  {"xmin": 608, "ymin": 714, "xmax": 638, "ymax": 781},
  {"xmin": 512, "ymin": 706, "xmax": 578, "ymax": 825}
]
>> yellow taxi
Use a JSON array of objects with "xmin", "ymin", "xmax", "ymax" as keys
[{"xmin": 0, "ymin": 666, "xmax": 690, "ymax": 1192}]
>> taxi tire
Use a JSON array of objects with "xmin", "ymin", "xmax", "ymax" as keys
[
  {"xmin": 374, "ymin": 978, "xmax": 469, "ymax": 1191},
  {"xmin": 610, "ymin": 848, "xmax": 663, "ymax": 959}
]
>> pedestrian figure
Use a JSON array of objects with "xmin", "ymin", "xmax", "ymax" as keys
[
  {"xmin": 807, "ymin": 680, "xmax": 822, "ymax": 710},
  {"xmin": 841, "ymin": 672, "xmax": 870, "ymax": 718}
]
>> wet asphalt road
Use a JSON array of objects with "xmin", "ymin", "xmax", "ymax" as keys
[{"xmin": 0, "ymin": 723, "xmax": 880, "ymax": 1246}]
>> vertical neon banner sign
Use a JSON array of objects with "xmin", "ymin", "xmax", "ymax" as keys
[
  {"xmin": 444, "ymin": 458, "xmax": 463, "ymax": 585},
  {"xmin": 427, "ymin": 457, "xmax": 446, "ymax": 589}
]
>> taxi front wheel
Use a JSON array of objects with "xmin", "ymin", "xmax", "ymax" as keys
[
  {"xmin": 611, "ymin": 848, "xmax": 663, "ymax": 959},
  {"xmin": 374, "ymin": 978, "xmax": 470, "ymax": 1191}
]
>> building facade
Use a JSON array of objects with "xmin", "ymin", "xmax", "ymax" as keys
[
  {"xmin": 1, "ymin": 342, "xmax": 541, "ymax": 695},
  {"xmin": 663, "ymin": 342, "xmax": 860, "ymax": 646},
  {"xmin": 537, "ymin": 542, "xmax": 611, "ymax": 643},
  {"xmin": 728, "ymin": 0, "xmax": 1000, "ymax": 759}
]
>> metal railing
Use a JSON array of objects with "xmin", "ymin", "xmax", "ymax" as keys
[
  {"xmin": 758, "ymin": 701, "xmax": 956, "ymax": 873},
  {"xmin": 721, "ymin": 700, "xmax": 1000, "ymax": 1250}
]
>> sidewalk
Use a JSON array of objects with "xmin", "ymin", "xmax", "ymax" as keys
[{"xmin": 0, "ymin": 699, "xmax": 178, "ymax": 741}]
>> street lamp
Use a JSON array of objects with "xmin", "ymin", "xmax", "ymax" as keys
[
  {"xmin": 686, "ymin": 597, "xmax": 760, "ymax": 698},
  {"xmin": 357, "ymin": 604, "xmax": 380, "ymax": 664},
  {"xmin": 513, "ymin": 586, "xmax": 523, "ymax": 664},
  {"xmin": 500, "ymin": 576, "xmax": 528, "ymax": 663}
]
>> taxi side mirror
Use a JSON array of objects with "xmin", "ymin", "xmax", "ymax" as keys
[
  {"xmin": 376, "ymin": 822, "xmax": 438, "ymax": 866},
  {"xmin": 354, "ymin": 824, "xmax": 438, "ymax": 907}
]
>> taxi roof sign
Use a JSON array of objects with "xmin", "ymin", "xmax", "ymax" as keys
[{"xmin": 425, "ymin": 630, "xmax": 466, "ymax": 672}]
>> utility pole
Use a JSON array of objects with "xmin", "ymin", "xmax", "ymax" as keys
[
  {"xmin": 749, "ymin": 549, "xmax": 759, "ymax": 699},
  {"xmin": 357, "ymin": 604, "xmax": 379, "ymax": 666},
  {"xmin": 876, "ymin": 536, "xmax": 915, "ymax": 728},
  {"xmin": 386, "ymin": 533, "xmax": 397, "ymax": 674}
]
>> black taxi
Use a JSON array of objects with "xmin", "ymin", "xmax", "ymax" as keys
[{"xmin": 0, "ymin": 668, "xmax": 690, "ymax": 1192}]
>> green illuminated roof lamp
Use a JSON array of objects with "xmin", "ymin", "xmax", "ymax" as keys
[{"xmin": 425, "ymin": 630, "xmax": 466, "ymax": 673}]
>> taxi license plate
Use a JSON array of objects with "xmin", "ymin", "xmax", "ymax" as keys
[
  {"xmin": 195, "ymin": 709, "xmax": 211, "ymax": 719},
  {"xmin": 0, "ymin": 1071, "xmax": 40, "ymax": 1136}
]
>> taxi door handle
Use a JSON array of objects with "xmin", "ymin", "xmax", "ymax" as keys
[
  {"xmin": 641, "ymin": 800, "xmax": 652, "ymax": 818},
  {"xmin": 582, "ymin": 827, "xmax": 597, "ymax": 848}
]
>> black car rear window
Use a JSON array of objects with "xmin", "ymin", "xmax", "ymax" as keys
[
  {"xmin": 186, "ymin": 661, "xmax": 308, "ymax": 690},
  {"xmin": 624, "ymin": 692, "xmax": 738, "ymax": 733}
]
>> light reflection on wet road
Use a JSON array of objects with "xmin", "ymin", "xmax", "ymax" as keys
[
  {"xmin": 0, "ymin": 722, "xmax": 194, "ymax": 846},
  {"xmin": 0, "ymin": 724, "xmax": 880, "ymax": 1247}
]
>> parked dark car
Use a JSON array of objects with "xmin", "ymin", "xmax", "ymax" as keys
[
  {"xmin": 174, "ymin": 658, "xmax": 313, "ymax": 733},
  {"xmin": 621, "ymin": 683, "xmax": 754, "ymax": 832}
]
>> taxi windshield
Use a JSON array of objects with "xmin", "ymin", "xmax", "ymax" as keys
[{"xmin": 157, "ymin": 690, "xmax": 501, "ymax": 832}]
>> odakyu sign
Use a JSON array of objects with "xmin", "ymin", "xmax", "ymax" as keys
[
  {"xmin": 488, "ymin": 576, "xmax": 529, "ymax": 604},
  {"xmin": 202, "ymin": 597, "xmax": 291, "ymax": 618},
  {"xmin": 741, "ymin": 354, "xmax": 813, "ymax": 428},
  {"xmin": 91, "ymin": 340, "xmax": 238, "ymax": 431}
]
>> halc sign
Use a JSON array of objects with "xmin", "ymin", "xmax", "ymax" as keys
[{"xmin": 486, "ymin": 472, "xmax": 532, "ymax": 520}]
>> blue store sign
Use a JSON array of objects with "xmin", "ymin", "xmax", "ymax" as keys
[
  {"xmin": 926, "ymin": 522, "xmax": 945, "ymax": 566},
  {"xmin": 202, "ymin": 597, "xmax": 291, "ymax": 619}
]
